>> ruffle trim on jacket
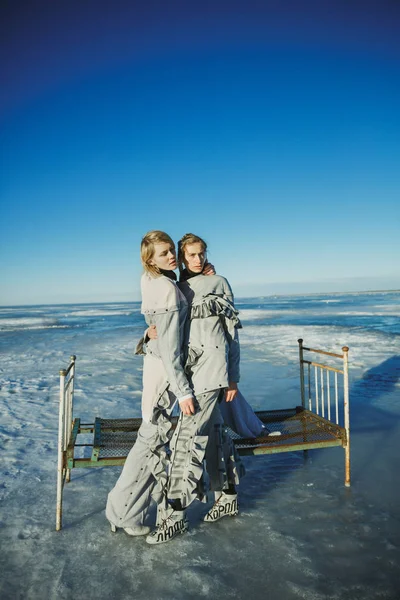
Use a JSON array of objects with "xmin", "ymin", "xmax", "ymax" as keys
[{"xmin": 190, "ymin": 294, "xmax": 242, "ymax": 329}]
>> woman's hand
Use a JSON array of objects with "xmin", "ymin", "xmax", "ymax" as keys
[
  {"xmin": 179, "ymin": 397, "xmax": 196, "ymax": 416},
  {"xmin": 203, "ymin": 262, "xmax": 216, "ymax": 276},
  {"xmin": 225, "ymin": 382, "xmax": 238, "ymax": 402},
  {"xmin": 146, "ymin": 324, "xmax": 158, "ymax": 340}
]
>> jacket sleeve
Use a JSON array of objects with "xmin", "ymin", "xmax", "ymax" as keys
[
  {"xmin": 222, "ymin": 278, "xmax": 240, "ymax": 383},
  {"xmin": 141, "ymin": 275, "xmax": 193, "ymax": 400},
  {"xmin": 153, "ymin": 308, "xmax": 193, "ymax": 400}
]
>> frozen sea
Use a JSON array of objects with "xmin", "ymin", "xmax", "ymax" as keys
[{"xmin": 0, "ymin": 291, "xmax": 399, "ymax": 600}]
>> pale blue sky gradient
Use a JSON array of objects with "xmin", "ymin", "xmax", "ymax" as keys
[{"xmin": 1, "ymin": 1, "xmax": 399, "ymax": 305}]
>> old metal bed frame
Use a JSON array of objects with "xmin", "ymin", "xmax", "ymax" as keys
[{"xmin": 56, "ymin": 339, "xmax": 350, "ymax": 530}]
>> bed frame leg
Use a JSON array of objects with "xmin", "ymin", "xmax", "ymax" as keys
[
  {"xmin": 56, "ymin": 368, "xmax": 67, "ymax": 531},
  {"xmin": 344, "ymin": 443, "xmax": 351, "ymax": 487},
  {"xmin": 342, "ymin": 346, "xmax": 350, "ymax": 487},
  {"xmin": 56, "ymin": 476, "xmax": 63, "ymax": 531}
]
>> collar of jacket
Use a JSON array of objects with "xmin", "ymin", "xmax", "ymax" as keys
[
  {"xmin": 160, "ymin": 269, "xmax": 177, "ymax": 281},
  {"xmin": 179, "ymin": 268, "xmax": 198, "ymax": 282}
]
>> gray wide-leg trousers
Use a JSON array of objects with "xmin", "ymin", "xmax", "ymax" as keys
[
  {"xmin": 105, "ymin": 395, "xmax": 174, "ymax": 529},
  {"xmin": 168, "ymin": 390, "xmax": 245, "ymax": 508},
  {"xmin": 106, "ymin": 389, "xmax": 245, "ymax": 527}
]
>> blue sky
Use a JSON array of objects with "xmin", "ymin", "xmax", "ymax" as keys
[{"xmin": 1, "ymin": 1, "xmax": 399, "ymax": 305}]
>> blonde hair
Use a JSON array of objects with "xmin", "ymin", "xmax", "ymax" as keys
[
  {"xmin": 141, "ymin": 230, "xmax": 175, "ymax": 277},
  {"xmin": 177, "ymin": 233, "xmax": 207, "ymax": 273}
]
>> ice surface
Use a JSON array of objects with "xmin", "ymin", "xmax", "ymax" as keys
[
  {"xmin": 0, "ymin": 292, "xmax": 399, "ymax": 599},
  {"xmin": 0, "ymin": 317, "xmax": 67, "ymax": 331}
]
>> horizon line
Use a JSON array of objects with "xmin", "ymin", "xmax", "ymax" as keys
[{"xmin": 1, "ymin": 288, "xmax": 399, "ymax": 309}]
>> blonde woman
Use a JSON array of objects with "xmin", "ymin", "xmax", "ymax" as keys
[{"xmin": 106, "ymin": 231, "xmax": 193, "ymax": 537}]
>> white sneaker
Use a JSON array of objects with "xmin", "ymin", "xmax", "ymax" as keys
[
  {"xmin": 146, "ymin": 509, "xmax": 188, "ymax": 545},
  {"xmin": 204, "ymin": 492, "xmax": 238, "ymax": 522}
]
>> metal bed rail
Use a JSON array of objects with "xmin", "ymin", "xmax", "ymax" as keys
[
  {"xmin": 56, "ymin": 355, "xmax": 76, "ymax": 531},
  {"xmin": 298, "ymin": 339, "xmax": 350, "ymax": 486}
]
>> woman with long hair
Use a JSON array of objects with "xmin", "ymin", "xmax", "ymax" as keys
[{"xmin": 105, "ymin": 230, "xmax": 193, "ymax": 537}]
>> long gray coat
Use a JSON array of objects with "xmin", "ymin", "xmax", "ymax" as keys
[{"xmin": 106, "ymin": 272, "xmax": 193, "ymax": 528}]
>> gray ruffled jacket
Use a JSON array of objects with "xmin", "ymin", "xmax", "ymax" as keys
[{"xmin": 178, "ymin": 274, "xmax": 242, "ymax": 396}]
